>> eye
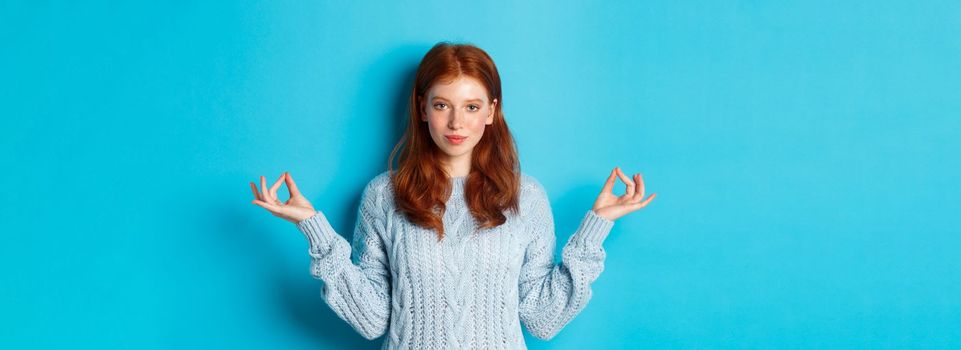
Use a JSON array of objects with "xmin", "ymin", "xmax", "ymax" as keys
[
  {"xmin": 467, "ymin": 104, "xmax": 480, "ymax": 112},
  {"xmin": 433, "ymin": 103, "xmax": 447, "ymax": 110}
]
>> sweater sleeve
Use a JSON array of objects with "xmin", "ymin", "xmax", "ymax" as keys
[
  {"xmin": 517, "ymin": 181, "xmax": 615, "ymax": 340},
  {"xmin": 294, "ymin": 179, "xmax": 391, "ymax": 340}
]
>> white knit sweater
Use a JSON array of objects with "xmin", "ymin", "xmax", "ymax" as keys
[{"xmin": 295, "ymin": 171, "xmax": 615, "ymax": 349}]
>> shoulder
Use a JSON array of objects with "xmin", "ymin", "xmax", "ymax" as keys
[
  {"xmin": 519, "ymin": 172, "xmax": 549, "ymax": 206},
  {"xmin": 517, "ymin": 173, "xmax": 554, "ymax": 229},
  {"xmin": 367, "ymin": 170, "xmax": 393, "ymax": 192},
  {"xmin": 361, "ymin": 170, "xmax": 395, "ymax": 208},
  {"xmin": 520, "ymin": 171, "xmax": 546, "ymax": 192}
]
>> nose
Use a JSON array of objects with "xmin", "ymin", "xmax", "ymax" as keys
[{"xmin": 447, "ymin": 108, "xmax": 464, "ymax": 129}]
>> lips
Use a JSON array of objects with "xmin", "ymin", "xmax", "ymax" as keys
[{"xmin": 445, "ymin": 135, "xmax": 467, "ymax": 144}]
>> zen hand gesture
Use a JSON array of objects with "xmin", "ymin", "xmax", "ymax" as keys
[
  {"xmin": 250, "ymin": 171, "xmax": 318, "ymax": 224},
  {"xmin": 592, "ymin": 166, "xmax": 657, "ymax": 221}
]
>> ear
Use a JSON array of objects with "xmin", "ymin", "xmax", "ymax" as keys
[
  {"xmin": 487, "ymin": 98, "xmax": 497, "ymax": 125},
  {"xmin": 419, "ymin": 97, "xmax": 427, "ymax": 122}
]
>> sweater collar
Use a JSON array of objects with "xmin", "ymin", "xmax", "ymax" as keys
[{"xmin": 450, "ymin": 175, "xmax": 467, "ymax": 196}]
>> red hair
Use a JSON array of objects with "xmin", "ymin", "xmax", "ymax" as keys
[{"xmin": 387, "ymin": 41, "xmax": 521, "ymax": 241}]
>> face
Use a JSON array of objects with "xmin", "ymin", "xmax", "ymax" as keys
[{"xmin": 420, "ymin": 76, "xmax": 498, "ymax": 173}]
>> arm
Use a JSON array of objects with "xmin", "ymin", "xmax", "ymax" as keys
[
  {"xmin": 517, "ymin": 183, "xmax": 615, "ymax": 340},
  {"xmin": 294, "ymin": 180, "xmax": 391, "ymax": 340}
]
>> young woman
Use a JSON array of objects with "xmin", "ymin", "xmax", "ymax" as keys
[{"xmin": 250, "ymin": 42, "xmax": 656, "ymax": 349}]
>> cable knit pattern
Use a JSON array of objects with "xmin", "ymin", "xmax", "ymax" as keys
[{"xmin": 295, "ymin": 170, "xmax": 615, "ymax": 349}]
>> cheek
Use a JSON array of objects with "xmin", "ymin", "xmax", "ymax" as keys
[
  {"xmin": 424, "ymin": 113, "xmax": 442, "ymax": 132},
  {"xmin": 469, "ymin": 119, "xmax": 487, "ymax": 133}
]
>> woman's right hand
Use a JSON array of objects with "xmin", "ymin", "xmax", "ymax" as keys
[{"xmin": 250, "ymin": 171, "xmax": 318, "ymax": 224}]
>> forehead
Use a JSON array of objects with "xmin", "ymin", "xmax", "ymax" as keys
[{"xmin": 427, "ymin": 76, "xmax": 489, "ymax": 101}]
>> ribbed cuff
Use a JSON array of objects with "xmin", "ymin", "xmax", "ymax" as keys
[
  {"xmin": 569, "ymin": 209, "xmax": 615, "ymax": 247},
  {"xmin": 295, "ymin": 211, "xmax": 340, "ymax": 253}
]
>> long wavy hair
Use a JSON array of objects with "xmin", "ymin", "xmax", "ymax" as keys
[{"xmin": 387, "ymin": 42, "xmax": 521, "ymax": 241}]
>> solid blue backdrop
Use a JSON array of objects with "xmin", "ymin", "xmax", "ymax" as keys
[{"xmin": 2, "ymin": 1, "xmax": 959, "ymax": 349}]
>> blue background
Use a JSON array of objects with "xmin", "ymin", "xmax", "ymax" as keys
[{"xmin": 2, "ymin": 1, "xmax": 959, "ymax": 349}]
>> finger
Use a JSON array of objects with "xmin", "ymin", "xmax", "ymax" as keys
[
  {"xmin": 269, "ymin": 173, "xmax": 284, "ymax": 202},
  {"xmin": 600, "ymin": 167, "xmax": 617, "ymax": 194},
  {"xmin": 632, "ymin": 173, "xmax": 646, "ymax": 202},
  {"xmin": 285, "ymin": 171, "xmax": 302, "ymax": 196},
  {"xmin": 633, "ymin": 192, "xmax": 656, "ymax": 209},
  {"xmin": 625, "ymin": 202, "xmax": 646, "ymax": 214},
  {"xmin": 250, "ymin": 182, "xmax": 263, "ymax": 201},
  {"xmin": 252, "ymin": 199, "xmax": 280, "ymax": 212},
  {"xmin": 260, "ymin": 176, "xmax": 273, "ymax": 202},
  {"xmin": 616, "ymin": 167, "xmax": 635, "ymax": 197}
]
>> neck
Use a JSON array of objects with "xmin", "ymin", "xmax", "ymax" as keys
[{"xmin": 440, "ymin": 152, "xmax": 472, "ymax": 178}]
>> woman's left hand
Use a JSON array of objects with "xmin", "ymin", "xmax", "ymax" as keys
[{"xmin": 592, "ymin": 166, "xmax": 656, "ymax": 221}]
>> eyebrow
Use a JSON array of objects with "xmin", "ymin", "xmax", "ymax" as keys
[{"xmin": 431, "ymin": 96, "xmax": 485, "ymax": 103}]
